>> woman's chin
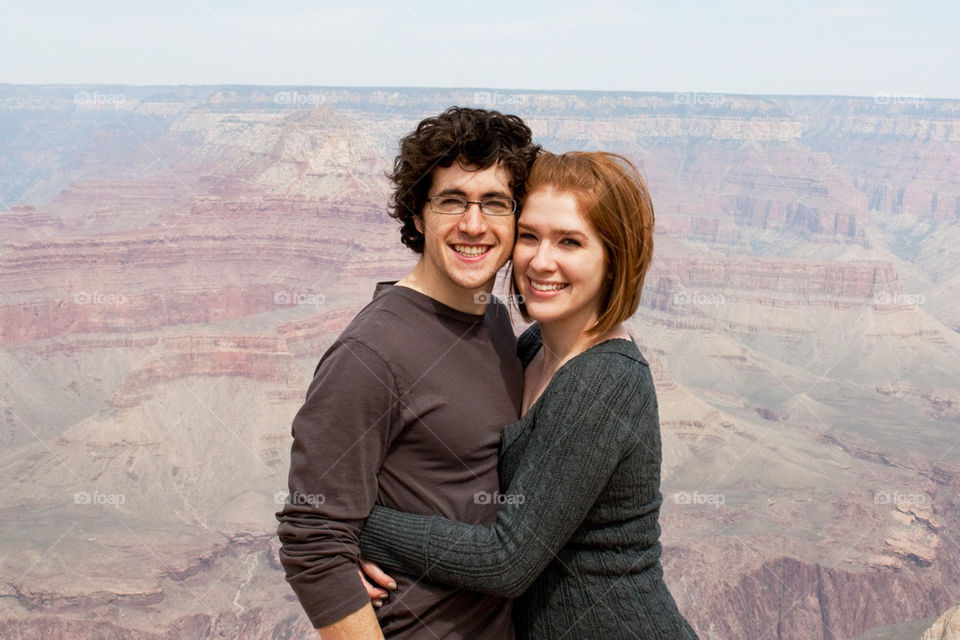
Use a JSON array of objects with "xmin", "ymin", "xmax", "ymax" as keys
[{"xmin": 524, "ymin": 305, "xmax": 560, "ymax": 325}]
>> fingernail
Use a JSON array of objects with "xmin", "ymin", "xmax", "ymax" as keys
[{"xmin": 388, "ymin": 581, "xmax": 397, "ymax": 590}]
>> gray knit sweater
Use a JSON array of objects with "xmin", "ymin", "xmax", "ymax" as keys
[{"xmin": 359, "ymin": 327, "xmax": 699, "ymax": 639}]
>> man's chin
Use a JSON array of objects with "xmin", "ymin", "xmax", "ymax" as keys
[
  {"xmin": 449, "ymin": 267, "xmax": 506, "ymax": 292},
  {"xmin": 457, "ymin": 281, "xmax": 496, "ymax": 297}
]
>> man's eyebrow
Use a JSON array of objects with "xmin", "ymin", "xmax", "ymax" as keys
[{"xmin": 433, "ymin": 188, "xmax": 513, "ymax": 199}]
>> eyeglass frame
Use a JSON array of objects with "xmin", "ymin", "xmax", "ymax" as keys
[{"xmin": 425, "ymin": 195, "xmax": 518, "ymax": 217}]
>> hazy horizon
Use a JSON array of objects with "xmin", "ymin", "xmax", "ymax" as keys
[{"xmin": 2, "ymin": 1, "xmax": 958, "ymax": 99}]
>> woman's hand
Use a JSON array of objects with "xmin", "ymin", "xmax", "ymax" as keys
[{"xmin": 358, "ymin": 558, "xmax": 397, "ymax": 608}]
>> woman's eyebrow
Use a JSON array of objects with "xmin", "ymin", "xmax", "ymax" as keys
[
  {"xmin": 554, "ymin": 228, "xmax": 588, "ymax": 238},
  {"xmin": 517, "ymin": 222, "xmax": 588, "ymax": 239}
]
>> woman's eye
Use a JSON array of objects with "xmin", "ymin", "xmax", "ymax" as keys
[
  {"xmin": 518, "ymin": 232, "xmax": 537, "ymax": 240},
  {"xmin": 561, "ymin": 238, "xmax": 581, "ymax": 247}
]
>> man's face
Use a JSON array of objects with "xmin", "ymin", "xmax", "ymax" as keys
[{"xmin": 413, "ymin": 161, "xmax": 516, "ymax": 304}]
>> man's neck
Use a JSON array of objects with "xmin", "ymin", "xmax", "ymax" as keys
[{"xmin": 396, "ymin": 262, "xmax": 493, "ymax": 315}]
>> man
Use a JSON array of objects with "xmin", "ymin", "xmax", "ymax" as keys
[{"xmin": 276, "ymin": 107, "xmax": 540, "ymax": 639}]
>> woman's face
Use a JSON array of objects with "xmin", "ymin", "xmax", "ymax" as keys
[{"xmin": 513, "ymin": 187, "xmax": 607, "ymax": 329}]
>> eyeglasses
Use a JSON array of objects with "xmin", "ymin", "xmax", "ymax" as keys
[{"xmin": 426, "ymin": 195, "xmax": 517, "ymax": 217}]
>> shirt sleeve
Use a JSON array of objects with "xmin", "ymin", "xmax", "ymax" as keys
[
  {"xmin": 276, "ymin": 337, "xmax": 399, "ymax": 628},
  {"xmin": 358, "ymin": 352, "xmax": 654, "ymax": 598}
]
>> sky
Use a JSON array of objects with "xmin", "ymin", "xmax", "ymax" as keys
[{"xmin": 1, "ymin": 0, "xmax": 958, "ymax": 99}]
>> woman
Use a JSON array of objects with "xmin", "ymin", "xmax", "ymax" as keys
[{"xmin": 359, "ymin": 151, "xmax": 699, "ymax": 639}]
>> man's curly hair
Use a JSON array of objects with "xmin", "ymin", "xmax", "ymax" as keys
[{"xmin": 388, "ymin": 106, "xmax": 540, "ymax": 253}]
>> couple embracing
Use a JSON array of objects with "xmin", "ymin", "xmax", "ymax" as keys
[{"xmin": 276, "ymin": 107, "xmax": 699, "ymax": 639}]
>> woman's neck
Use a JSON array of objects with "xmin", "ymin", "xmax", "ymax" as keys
[
  {"xmin": 521, "ymin": 316, "xmax": 630, "ymax": 416},
  {"xmin": 537, "ymin": 316, "xmax": 630, "ymax": 375}
]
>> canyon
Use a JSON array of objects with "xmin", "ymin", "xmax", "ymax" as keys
[{"xmin": 1, "ymin": 85, "xmax": 959, "ymax": 638}]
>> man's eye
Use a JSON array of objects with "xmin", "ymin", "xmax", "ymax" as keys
[
  {"xmin": 482, "ymin": 199, "xmax": 512, "ymax": 214},
  {"xmin": 439, "ymin": 197, "xmax": 466, "ymax": 207},
  {"xmin": 518, "ymin": 232, "xmax": 537, "ymax": 240}
]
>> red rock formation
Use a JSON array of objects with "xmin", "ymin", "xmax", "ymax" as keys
[
  {"xmin": 3, "ymin": 86, "xmax": 960, "ymax": 640},
  {"xmin": 674, "ymin": 555, "xmax": 955, "ymax": 640},
  {"xmin": 275, "ymin": 306, "xmax": 361, "ymax": 356},
  {"xmin": 110, "ymin": 335, "xmax": 300, "ymax": 407},
  {"xmin": 646, "ymin": 259, "xmax": 902, "ymax": 312},
  {"xmin": 922, "ymin": 605, "xmax": 960, "ymax": 640}
]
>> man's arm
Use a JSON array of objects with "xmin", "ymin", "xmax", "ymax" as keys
[
  {"xmin": 276, "ymin": 338, "xmax": 399, "ymax": 629},
  {"xmin": 317, "ymin": 602, "xmax": 384, "ymax": 639}
]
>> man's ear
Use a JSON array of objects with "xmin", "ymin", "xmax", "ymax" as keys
[{"xmin": 413, "ymin": 215, "xmax": 423, "ymax": 234}]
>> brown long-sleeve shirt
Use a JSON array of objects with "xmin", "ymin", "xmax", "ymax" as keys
[{"xmin": 276, "ymin": 282, "xmax": 522, "ymax": 639}]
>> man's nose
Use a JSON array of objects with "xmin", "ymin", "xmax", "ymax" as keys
[{"xmin": 458, "ymin": 202, "xmax": 488, "ymax": 235}]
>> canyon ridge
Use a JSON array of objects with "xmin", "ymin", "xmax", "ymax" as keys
[{"xmin": 1, "ymin": 85, "xmax": 959, "ymax": 639}]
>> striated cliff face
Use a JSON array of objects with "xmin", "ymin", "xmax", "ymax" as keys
[
  {"xmin": 678, "ymin": 555, "xmax": 954, "ymax": 640},
  {"xmin": 922, "ymin": 605, "xmax": 960, "ymax": 640},
  {"xmin": 2, "ymin": 85, "xmax": 959, "ymax": 639}
]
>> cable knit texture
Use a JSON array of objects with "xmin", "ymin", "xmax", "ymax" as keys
[{"xmin": 360, "ymin": 326, "xmax": 699, "ymax": 639}]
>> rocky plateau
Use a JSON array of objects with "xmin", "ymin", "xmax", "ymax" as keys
[{"xmin": 1, "ymin": 85, "xmax": 959, "ymax": 638}]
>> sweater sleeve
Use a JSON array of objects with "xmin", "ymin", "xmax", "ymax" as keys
[
  {"xmin": 358, "ymin": 352, "xmax": 651, "ymax": 598},
  {"xmin": 276, "ymin": 338, "xmax": 398, "ymax": 628}
]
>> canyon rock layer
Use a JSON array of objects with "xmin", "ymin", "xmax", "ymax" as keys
[{"xmin": 1, "ymin": 85, "xmax": 959, "ymax": 639}]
